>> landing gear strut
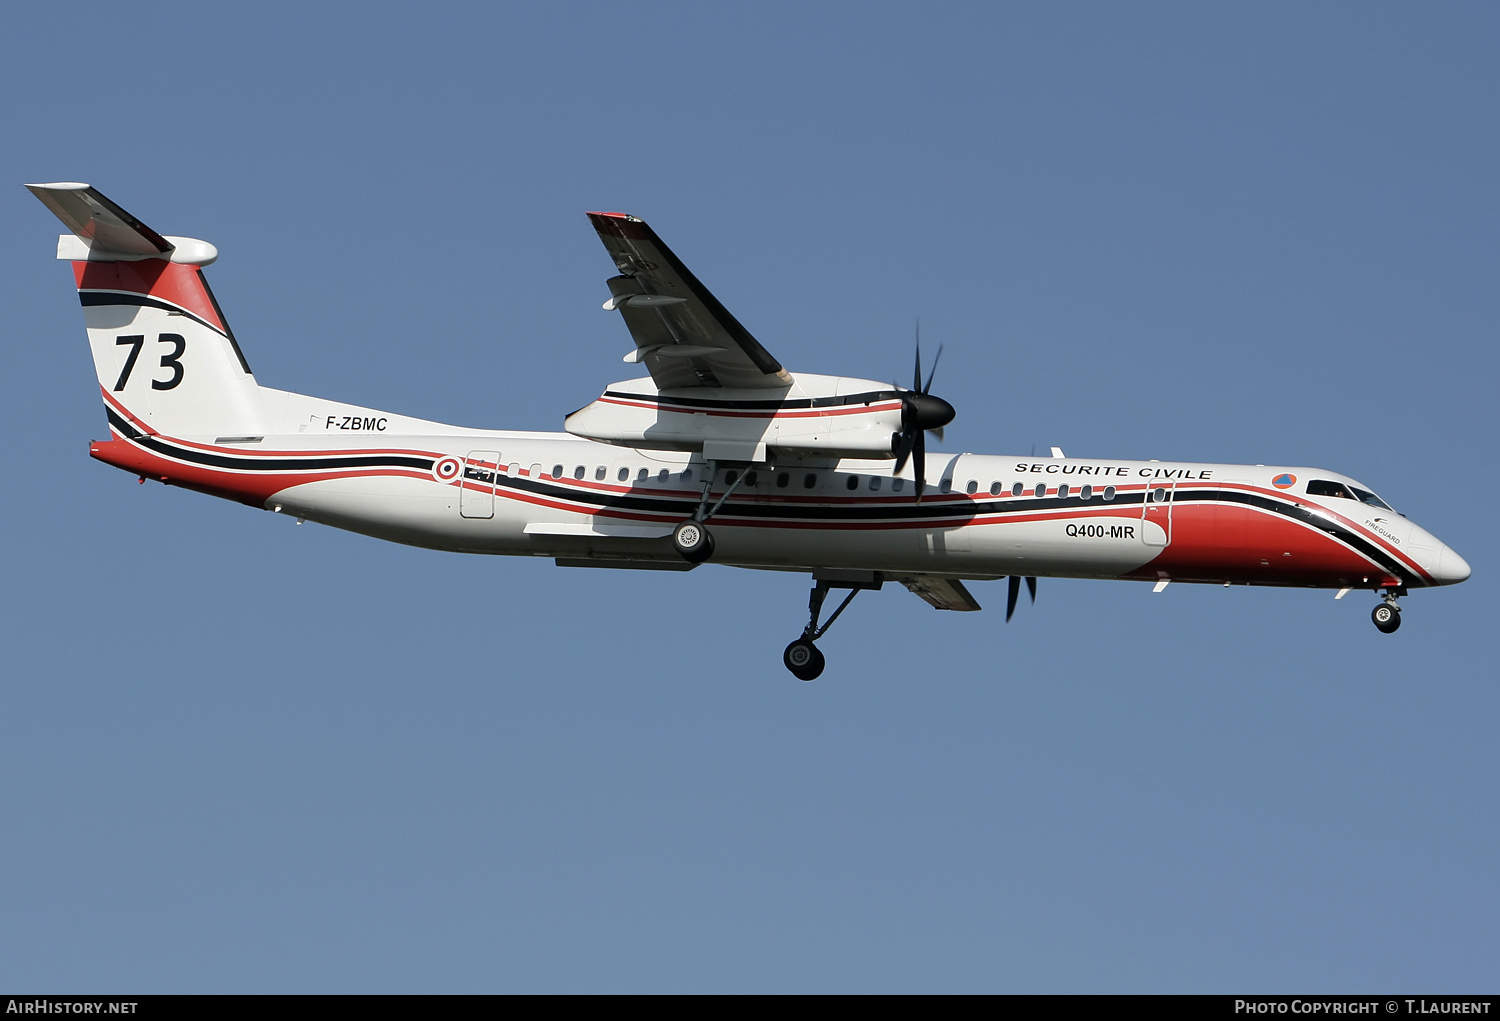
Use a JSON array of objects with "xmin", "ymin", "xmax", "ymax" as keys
[
  {"xmin": 671, "ymin": 460, "xmax": 749, "ymax": 563},
  {"xmin": 782, "ymin": 571, "xmax": 883, "ymax": 680},
  {"xmin": 1372, "ymin": 587, "xmax": 1404, "ymax": 634}
]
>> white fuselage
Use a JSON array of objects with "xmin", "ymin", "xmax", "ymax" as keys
[{"xmin": 94, "ymin": 391, "xmax": 1469, "ymax": 592}]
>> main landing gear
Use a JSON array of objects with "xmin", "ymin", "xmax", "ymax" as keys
[
  {"xmin": 671, "ymin": 459, "xmax": 749, "ymax": 563},
  {"xmin": 783, "ymin": 571, "xmax": 883, "ymax": 680},
  {"xmin": 1371, "ymin": 586, "xmax": 1405, "ymax": 634}
]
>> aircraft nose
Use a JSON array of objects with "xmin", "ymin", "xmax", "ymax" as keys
[{"xmin": 1433, "ymin": 545, "xmax": 1472, "ymax": 585}]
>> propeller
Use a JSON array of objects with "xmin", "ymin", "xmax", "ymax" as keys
[
  {"xmin": 1005, "ymin": 575, "xmax": 1039, "ymax": 623},
  {"xmin": 891, "ymin": 324, "xmax": 956, "ymax": 502}
]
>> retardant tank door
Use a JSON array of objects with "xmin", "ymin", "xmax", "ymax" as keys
[
  {"xmin": 459, "ymin": 450, "xmax": 500, "ymax": 519},
  {"xmin": 1141, "ymin": 480, "xmax": 1174, "ymax": 547}
]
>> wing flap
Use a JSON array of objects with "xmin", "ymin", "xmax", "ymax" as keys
[{"xmin": 895, "ymin": 575, "xmax": 984, "ymax": 612}]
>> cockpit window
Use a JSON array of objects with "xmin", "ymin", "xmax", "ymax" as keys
[
  {"xmin": 1307, "ymin": 479, "xmax": 1355, "ymax": 500},
  {"xmin": 1306, "ymin": 479, "xmax": 1395, "ymax": 511},
  {"xmin": 1350, "ymin": 486, "xmax": 1393, "ymax": 511}
]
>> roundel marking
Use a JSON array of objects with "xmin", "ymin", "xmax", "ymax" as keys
[
  {"xmin": 1272, "ymin": 473, "xmax": 1297, "ymax": 489},
  {"xmin": 433, "ymin": 456, "xmax": 463, "ymax": 483}
]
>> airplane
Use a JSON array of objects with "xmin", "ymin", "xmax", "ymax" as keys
[{"xmin": 27, "ymin": 183, "xmax": 1471, "ymax": 680}]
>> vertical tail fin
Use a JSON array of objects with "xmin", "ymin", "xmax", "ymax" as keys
[{"xmin": 28, "ymin": 183, "xmax": 264, "ymax": 439}]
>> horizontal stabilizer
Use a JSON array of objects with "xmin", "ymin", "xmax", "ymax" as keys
[
  {"xmin": 27, "ymin": 183, "xmax": 171, "ymax": 256},
  {"xmin": 27, "ymin": 183, "xmax": 220, "ymax": 265}
]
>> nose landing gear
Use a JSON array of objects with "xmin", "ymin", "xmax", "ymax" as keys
[{"xmin": 1372, "ymin": 589, "xmax": 1403, "ymax": 634}]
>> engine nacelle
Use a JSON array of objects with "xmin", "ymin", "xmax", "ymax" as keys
[{"xmin": 565, "ymin": 372, "xmax": 906, "ymax": 461}]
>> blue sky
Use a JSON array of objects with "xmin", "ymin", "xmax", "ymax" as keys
[{"xmin": 1, "ymin": 1, "xmax": 1495, "ymax": 992}]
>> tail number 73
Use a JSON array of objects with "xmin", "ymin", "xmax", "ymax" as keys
[{"xmin": 114, "ymin": 334, "xmax": 186, "ymax": 391}]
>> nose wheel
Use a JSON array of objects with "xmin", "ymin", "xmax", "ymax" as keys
[{"xmin": 1372, "ymin": 601, "xmax": 1401, "ymax": 634}]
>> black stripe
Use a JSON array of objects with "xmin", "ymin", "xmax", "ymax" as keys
[
  {"xmin": 101, "ymin": 416, "xmax": 1420, "ymax": 586},
  {"xmin": 197, "ymin": 270, "xmax": 252, "ymax": 374},
  {"xmin": 80, "ymin": 291, "xmax": 227, "ymax": 340},
  {"xmin": 494, "ymin": 475, "xmax": 1420, "ymax": 584},
  {"xmin": 494, "ymin": 472, "xmax": 1121, "ymax": 523},
  {"xmin": 1173, "ymin": 489, "xmax": 1417, "ymax": 586},
  {"xmin": 602, "ymin": 389, "xmax": 902, "ymax": 411},
  {"xmin": 106, "ymin": 408, "xmax": 433, "ymax": 473}
]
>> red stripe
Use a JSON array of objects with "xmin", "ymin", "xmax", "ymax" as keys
[
  {"xmin": 74, "ymin": 260, "xmax": 226, "ymax": 333},
  {"xmin": 91, "ymin": 433, "xmax": 433, "ymax": 506}
]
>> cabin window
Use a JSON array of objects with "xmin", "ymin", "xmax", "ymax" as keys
[
  {"xmin": 637, "ymin": 467, "xmax": 649, "ymax": 482},
  {"xmin": 846, "ymin": 475, "xmax": 859, "ymax": 491},
  {"xmin": 803, "ymin": 473, "xmax": 817, "ymax": 489},
  {"xmin": 892, "ymin": 479, "xmax": 905, "ymax": 492},
  {"xmin": 618, "ymin": 467, "xmax": 630, "ymax": 482},
  {"xmin": 1307, "ymin": 479, "xmax": 1355, "ymax": 501},
  {"xmin": 573, "ymin": 465, "xmax": 585, "ymax": 480},
  {"xmin": 682, "ymin": 468, "xmax": 694, "ymax": 483},
  {"xmin": 1012, "ymin": 482, "xmax": 1024, "ymax": 497},
  {"xmin": 990, "ymin": 482, "xmax": 1002, "ymax": 496},
  {"xmin": 1350, "ymin": 486, "xmax": 1392, "ymax": 510},
  {"xmin": 939, "ymin": 479, "xmax": 952, "ymax": 494},
  {"xmin": 508, "ymin": 462, "xmax": 520, "ymax": 476},
  {"xmin": 870, "ymin": 477, "xmax": 882, "ymax": 491},
  {"xmin": 1152, "ymin": 486, "xmax": 1168, "ymax": 502},
  {"xmin": 725, "ymin": 470, "xmax": 739, "ymax": 486},
  {"xmin": 1080, "ymin": 484, "xmax": 1093, "ymax": 500},
  {"xmin": 594, "ymin": 466, "xmax": 606, "ymax": 481},
  {"xmin": 1060, "ymin": 483, "xmax": 1071, "ymax": 498},
  {"xmin": 551, "ymin": 464, "xmax": 564, "ymax": 479},
  {"xmin": 658, "ymin": 468, "xmax": 670, "ymax": 483},
  {"xmin": 966, "ymin": 480, "xmax": 978, "ymax": 495},
  {"xmin": 530, "ymin": 463, "xmax": 542, "ymax": 478},
  {"xmin": 1034, "ymin": 484, "xmax": 1046, "ymax": 498},
  {"xmin": 776, "ymin": 472, "xmax": 789, "ymax": 488},
  {"xmin": 744, "ymin": 471, "xmax": 759, "ymax": 487},
  {"xmin": 1103, "ymin": 485, "xmax": 1116, "ymax": 501}
]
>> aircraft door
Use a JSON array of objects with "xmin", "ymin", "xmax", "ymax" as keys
[
  {"xmin": 1141, "ymin": 479, "xmax": 1174, "ymax": 547},
  {"xmin": 459, "ymin": 450, "xmax": 500, "ymax": 519}
]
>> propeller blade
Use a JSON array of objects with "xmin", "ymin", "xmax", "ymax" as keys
[
  {"xmin": 922, "ymin": 343, "xmax": 944, "ymax": 394},
  {"xmin": 1026, "ymin": 576, "xmax": 1037, "ymax": 604},
  {"xmin": 913, "ymin": 332, "xmax": 923, "ymax": 392},
  {"xmin": 1006, "ymin": 576, "xmax": 1020, "ymax": 622},
  {"xmin": 892, "ymin": 428, "xmax": 914, "ymax": 475},
  {"xmin": 912, "ymin": 426, "xmax": 926, "ymax": 503}
]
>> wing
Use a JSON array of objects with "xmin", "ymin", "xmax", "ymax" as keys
[
  {"xmin": 894, "ymin": 575, "xmax": 983, "ymax": 612},
  {"xmin": 588, "ymin": 212, "xmax": 792, "ymax": 390}
]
